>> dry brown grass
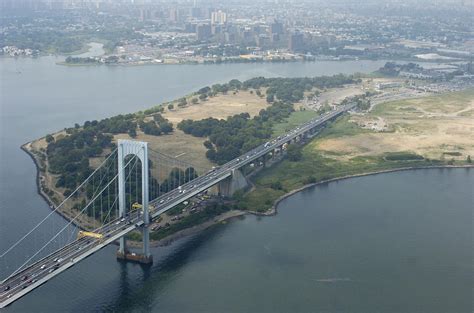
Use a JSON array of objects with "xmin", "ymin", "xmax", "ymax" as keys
[
  {"xmin": 316, "ymin": 89, "xmax": 474, "ymax": 161},
  {"xmin": 113, "ymin": 129, "xmax": 213, "ymax": 171},
  {"xmin": 163, "ymin": 90, "xmax": 268, "ymax": 124}
]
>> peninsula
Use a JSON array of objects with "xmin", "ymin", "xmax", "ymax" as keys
[{"xmin": 23, "ymin": 69, "xmax": 474, "ymax": 246}]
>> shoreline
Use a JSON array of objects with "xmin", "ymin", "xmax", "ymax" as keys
[
  {"xmin": 21, "ymin": 139, "xmax": 472, "ymax": 248},
  {"xmin": 259, "ymin": 164, "xmax": 474, "ymax": 217},
  {"xmin": 126, "ymin": 210, "xmax": 246, "ymax": 249},
  {"xmin": 54, "ymin": 57, "xmax": 397, "ymax": 67},
  {"xmin": 20, "ymin": 141, "xmax": 86, "ymax": 229}
]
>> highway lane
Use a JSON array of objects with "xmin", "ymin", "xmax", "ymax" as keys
[{"xmin": 0, "ymin": 103, "xmax": 355, "ymax": 307}]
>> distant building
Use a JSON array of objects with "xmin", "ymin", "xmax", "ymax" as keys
[
  {"xmin": 256, "ymin": 34, "xmax": 270, "ymax": 47},
  {"xmin": 212, "ymin": 24, "xmax": 223, "ymax": 35},
  {"xmin": 288, "ymin": 32, "xmax": 304, "ymax": 52},
  {"xmin": 169, "ymin": 8, "xmax": 178, "ymax": 22},
  {"xmin": 185, "ymin": 23, "xmax": 197, "ymax": 33},
  {"xmin": 196, "ymin": 24, "xmax": 212, "ymax": 41},
  {"xmin": 190, "ymin": 7, "xmax": 201, "ymax": 18},
  {"xmin": 270, "ymin": 21, "xmax": 284, "ymax": 35},
  {"xmin": 211, "ymin": 10, "xmax": 227, "ymax": 24}
]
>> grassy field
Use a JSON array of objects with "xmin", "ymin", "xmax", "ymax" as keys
[
  {"xmin": 240, "ymin": 89, "xmax": 474, "ymax": 212},
  {"xmin": 319, "ymin": 88, "xmax": 474, "ymax": 161},
  {"xmin": 273, "ymin": 110, "xmax": 319, "ymax": 136}
]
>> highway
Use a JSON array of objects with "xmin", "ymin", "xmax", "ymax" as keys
[{"xmin": 0, "ymin": 103, "xmax": 356, "ymax": 308}]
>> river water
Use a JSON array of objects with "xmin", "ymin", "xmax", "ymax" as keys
[{"xmin": 0, "ymin": 56, "xmax": 472, "ymax": 312}]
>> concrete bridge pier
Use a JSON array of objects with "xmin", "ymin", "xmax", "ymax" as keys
[{"xmin": 216, "ymin": 168, "xmax": 249, "ymax": 197}]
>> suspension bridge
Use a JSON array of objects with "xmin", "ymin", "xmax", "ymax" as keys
[{"xmin": 0, "ymin": 103, "xmax": 356, "ymax": 308}]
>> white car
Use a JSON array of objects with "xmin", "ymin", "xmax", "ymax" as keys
[{"xmin": 40, "ymin": 265, "xmax": 46, "ymax": 270}]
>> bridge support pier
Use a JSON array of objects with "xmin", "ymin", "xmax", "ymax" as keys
[
  {"xmin": 211, "ymin": 168, "xmax": 249, "ymax": 197},
  {"xmin": 116, "ymin": 139, "xmax": 153, "ymax": 265}
]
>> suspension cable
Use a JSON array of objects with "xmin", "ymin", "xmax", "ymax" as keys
[
  {"xmin": 4, "ymin": 155, "xmax": 137, "ymax": 279},
  {"xmin": 0, "ymin": 149, "xmax": 118, "ymax": 259}
]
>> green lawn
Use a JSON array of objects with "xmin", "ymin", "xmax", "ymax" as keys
[{"xmin": 273, "ymin": 110, "xmax": 319, "ymax": 136}]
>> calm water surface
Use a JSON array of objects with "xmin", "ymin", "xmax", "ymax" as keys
[{"xmin": 0, "ymin": 57, "xmax": 472, "ymax": 312}]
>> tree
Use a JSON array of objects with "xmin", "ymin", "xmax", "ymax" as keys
[
  {"xmin": 266, "ymin": 94, "xmax": 274, "ymax": 103},
  {"xmin": 168, "ymin": 103, "xmax": 174, "ymax": 110},
  {"xmin": 287, "ymin": 144, "xmax": 303, "ymax": 161},
  {"xmin": 199, "ymin": 93, "xmax": 208, "ymax": 101},
  {"xmin": 159, "ymin": 122, "xmax": 173, "ymax": 134},
  {"xmin": 128, "ymin": 128, "xmax": 137, "ymax": 138},
  {"xmin": 178, "ymin": 98, "xmax": 187, "ymax": 107},
  {"xmin": 270, "ymin": 181, "xmax": 283, "ymax": 190},
  {"xmin": 45, "ymin": 134, "xmax": 55, "ymax": 143},
  {"xmin": 467, "ymin": 155, "xmax": 472, "ymax": 163},
  {"xmin": 198, "ymin": 86, "xmax": 211, "ymax": 94},
  {"xmin": 191, "ymin": 98, "xmax": 199, "ymax": 104}
]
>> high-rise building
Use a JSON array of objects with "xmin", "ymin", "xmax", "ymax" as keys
[
  {"xmin": 211, "ymin": 10, "xmax": 227, "ymax": 24},
  {"xmin": 270, "ymin": 21, "xmax": 284, "ymax": 35},
  {"xmin": 288, "ymin": 32, "xmax": 304, "ymax": 52},
  {"xmin": 196, "ymin": 24, "xmax": 212, "ymax": 41},
  {"xmin": 169, "ymin": 8, "xmax": 178, "ymax": 22}
]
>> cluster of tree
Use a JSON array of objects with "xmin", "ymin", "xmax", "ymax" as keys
[
  {"xmin": 1, "ymin": 29, "xmax": 83, "ymax": 53},
  {"xmin": 384, "ymin": 151, "xmax": 424, "ymax": 161},
  {"xmin": 150, "ymin": 202, "xmax": 232, "ymax": 241},
  {"xmin": 82, "ymin": 114, "xmax": 137, "ymax": 135},
  {"xmin": 377, "ymin": 62, "xmax": 422, "ymax": 76},
  {"xmin": 286, "ymin": 144, "xmax": 303, "ymax": 161},
  {"xmin": 47, "ymin": 108, "xmax": 176, "ymax": 206},
  {"xmin": 65, "ymin": 56, "xmax": 99, "ymax": 64},
  {"xmin": 195, "ymin": 44, "xmax": 248, "ymax": 57},
  {"xmin": 179, "ymin": 102, "xmax": 293, "ymax": 164},
  {"xmin": 139, "ymin": 114, "xmax": 173, "ymax": 136},
  {"xmin": 193, "ymin": 75, "xmax": 355, "ymax": 106},
  {"xmin": 48, "ymin": 131, "xmax": 113, "ymax": 193},
  {"xmin": 178, "ymin": 75, "xmax": 356, "ymax": 164}
]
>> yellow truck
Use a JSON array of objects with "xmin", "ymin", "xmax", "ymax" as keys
[
  {"xmin": 77, "ymin": 231, "xmax": 103, "ymax": 240},
  {"xmin": 131, "ymin": 202, "xmax": 142, "ymax": 210}
]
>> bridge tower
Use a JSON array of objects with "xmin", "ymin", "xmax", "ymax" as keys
[{"xmin": 116, "ymin": 139, "xmax": 153, "ymax": 264}]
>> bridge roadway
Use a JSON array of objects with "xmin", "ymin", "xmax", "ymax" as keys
[{"xmin": 0, "ymin": 103, "xmax": 356, "ymax": 308}]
